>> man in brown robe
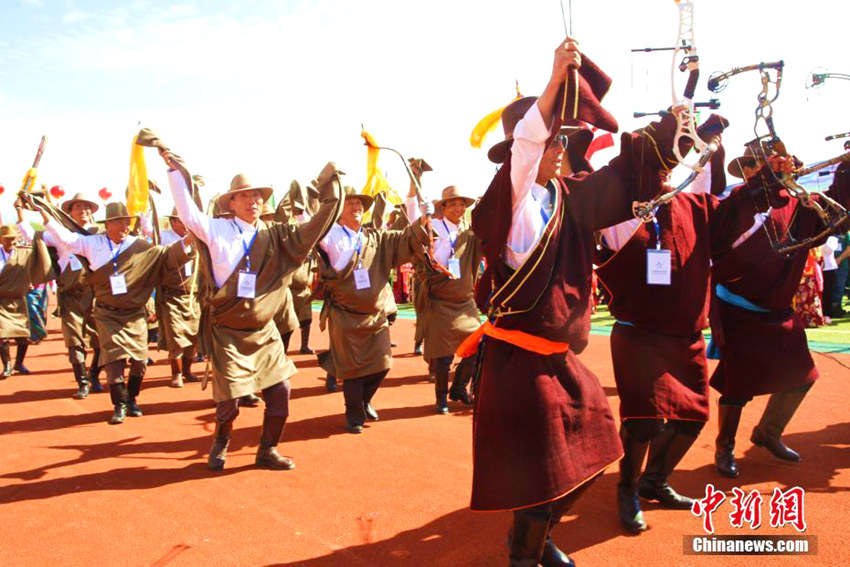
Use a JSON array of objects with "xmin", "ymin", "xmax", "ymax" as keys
[
  {"xmin": 286, "ymin": 180, "xmax": 320, "ymax": 355},
  {"xmin": 37, "ymin": 201, "xmax": 192, "ymax": 424},
  {"xmin": 261, "ymin": 202, "xmax": 300, "ymax": 353},
  {"xmin": 711, "ymin": 150, "xmax": 850, "ymax": 477},
  {"xmin": 157, "ymin": 209, "xmax": 201, "ymax": 388},
  {"xmin": 162, "ymin": 153, "xmax": 343, "ymax": 471},
  {"xmin": 17, "ymin": 193, "xmax": 105, "ymax": 396},
  {"xmin": 316, "ymin": 185, "xmax": 430, "ymax": 434},
  {"xmin": 0, "ymin": 223, "xmax": 51, "ymax": 378},
  {"xmin": 407, "ymin": 184, "xmax": 482, "ymax": 413}
]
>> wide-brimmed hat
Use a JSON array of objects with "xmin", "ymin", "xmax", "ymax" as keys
[
  {"xmin": 61, "ymin": 192, "xmax": 100, "ymax": 214},
  {"xmin": 727, "ymin": 140, "xmax": 767, "ymax": 179},
  {"xmin": 218, "ymin": 173, "xmax": 274, "ymax": 213},
  {"xmin": 103, "ymin": 202, "xmax": 138, "ymax": 221},
  {"xmin": 343, "ymin": 185, "xmax": 374, "ymax": 211},
  {"xmin": 488, "ymin": 97, "xmax": 539, "ymax": 164},
  {"xmin": 164, "ymin": 207, "xmax": 179, "ymax": 219},
  {"xmin": 435, "ymin": 185, "xmax": 475, "ymax": 208},
  {"xmin": 0, "ymin": 224, "xmax": 20, "ymax": 240}
]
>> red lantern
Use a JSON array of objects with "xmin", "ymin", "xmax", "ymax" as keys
[
  {"xmin": 50, "ymin": 185, "xmax": 65, "ymax": 198},
  {"xmin": 98, "ymin": 187, "xmax": 112, "ymax": 201},
  {"xmin": 0, "ymin": 185, "xmax": 5, "ymax": 196}
]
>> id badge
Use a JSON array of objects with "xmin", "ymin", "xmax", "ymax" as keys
[
  {"xmin": 646, "ymin": 249, "xmax": 672, "ymax": 286},
  {"xmin": 110, "ymin": 273, "xmax": 128, "ymax": 295},
  {"xmin": 68, "ymin": 254, "xmax": 83, "ymax": 272},
  {"xmin": 237, "ymin": 270, "xmax": 257, "ymax": 299},
  {"xmin": 184, "ymin": 261, "xmax": 193, "ymax": 278},
  {"xmin": 448, "ymin": 257, "xmax": 461, "ymax": 279},
  {"xmin": 353, "ymin": 268, "xmax": 371, "ymax": 290}
]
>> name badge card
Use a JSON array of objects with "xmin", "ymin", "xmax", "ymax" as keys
[
  {"xmin": 354, "ymin": 268, "xmax": 371, "ymax": 290},
  {"xmin": 184, "ymin": 261, "xmax": 193, "ymax": 278},
  {"xmin": 647, "ymin": 249, "xmax": 672, "ymax": 286},
  {"xmin": 448, "ymin": 258, "xmax": 461, "ymax": 279},
  {"xmin": 110, "ymin": 273, "xmax": 128, "ymax": 295},
  {"xmin": 237, "ymin": 270, "xmax": 257, "ymax": 299},
  {"xmin": 69, "ymin": 255, "xmax": 83, "ymax": 272}
]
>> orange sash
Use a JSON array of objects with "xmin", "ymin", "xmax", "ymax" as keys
[{"xmin": 456, "ymin": 320, "xmax": 570, "ymax": 358}]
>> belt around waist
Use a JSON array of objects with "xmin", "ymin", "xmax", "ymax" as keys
[
  {"xmin": 95, "ymin": 302, "xmax": 143, "ymax": 314},
  {"xmin": 716, "ymin": 284, "xmax": 770, "ymax": 313}
]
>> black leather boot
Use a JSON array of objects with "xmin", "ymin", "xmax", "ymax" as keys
[
  {"xmin": 0, "ymin": 342, "xmax": 11, "ymax": 378},
  {"xmin": 89, "ymin": 349, "xmax": 103, "ymax": 393},
  {"xmin": 72, "ymin": 362, "xmax": 90, "ymax": 399},
  {"xmin": 325, "ymin": 374, "xmax": 338, "ymax": 393},
  {"xmin": 435, "ymin": 364, "xmax": 450, "ymax": 414},
  {"xmin": 715, "ymin": 404, "xmax": 742, "ymax": 478},
  {"xmin": 208, "ymin": 418, "xmax": 234, "ymax": 471},
  {"xmin": 13, "ymin": 340, "xmax": 30, "ymax": 375},
  {"xmin": 751, "ymin": 387, "xmax": 810, "ymax": 462},
  {"xmin": 449, "ymin": 358, "xmax": 473, "ymax": 405},
  {"xmin": 182, "ymin": 351, "xmax": 200, "ymax": 382},
  {"xmin": 299, "ymin": 325, "xmax": 314, "ymax": 355},
  {"xmin": 413, "ymin": 341, "xmax": 423, "ymax": 355},
  {"xmin": 255, "ymin": 416, "xmax": 295, "ymax": 470},
  {"xmin": 638, "ymin": 423, "xmax": 700, "ymax": 509},
  {"xmin": 127, "ymin": 374, "xmax": 144, "ymax": 417},
  {"xmin": 109, "ymin": 382, "xmax": 129, "ymax": 425},
  {"xmin": 282, "ymin": 331, "xmax": 292, "ymax": 353},
  {"xmin": 508, "ymin": 508, "xmax": 550, "ymax": 566},
  {"xmin": 238, "ymin": 393, "xmax": 261, "ymax": 407},
  {"xmin": 169, "ymin": 359, "xmax": 183, "ymax": 388},
  {"xmin": 617, "ymin": 425, "xmax": 649, "ymax": 533}
]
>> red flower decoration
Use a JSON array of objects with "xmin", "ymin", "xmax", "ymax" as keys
[
  {"xmin": 98, "ymin": 187, "xmax": 112, "ymax": 201},
  {"xmin": 50, "ymin": 185, "xmax": 65, "ymax": 198}
]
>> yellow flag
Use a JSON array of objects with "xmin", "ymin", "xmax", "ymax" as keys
[
  {"xmin": 361, "ymin": 130, "xmax": 403, "ymax": 206},
  {"xmin": 469, "ymin": 84, "xmax": 523, "ymax": 148},
  {"xmin": 20, "ymin": 167, "xmax": 38, "ymax": 194},
  {"xmin": 127, "ymin": 134, "xmax": 149, "ymax": 216}
]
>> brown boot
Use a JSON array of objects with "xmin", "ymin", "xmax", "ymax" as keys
[
  {"xmin": 169, "ymin": 359, "xmax": 183, "ymax": 388},
  {"xmin": 255, "ymin": 416, "xmax": 295, "ymax": 470},
  {"xmin": 751, "ymin": 386, "xmax": 811, "ymax": 462},
  {"xmin": 617, "ymin": 424, "xmax": 650, "ymax": 533},
  {"xmin": 182, "ymin": 351, "xmax": 200, "ymax": 382}
]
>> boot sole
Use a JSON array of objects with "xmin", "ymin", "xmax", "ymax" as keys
[
  {"xmin": 255, "ymin": 460, "xmax": 295, "ymax": 471},
  {"xmin": 750, "ymin": 437, "xmax": 801, "ymax": 462}
]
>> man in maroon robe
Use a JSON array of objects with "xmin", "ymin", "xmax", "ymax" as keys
[
  {"xmin": 596, "ymin": 144, "xmax": 793, "ymax": 533},
  {"xmin": 461, "ymin": 37, "xmax": 735, "ymax": 566},
  {"xmin": 711, "ymin": 148, "xmax": 850, "ymax": 477}
]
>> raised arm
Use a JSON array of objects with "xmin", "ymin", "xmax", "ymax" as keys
[
  {"xmin": 165, "ymin": 169, "xmax": 212, "ymax": 245},
  {"xmin": 35, "ymin": 204, "xmax": 92, "ymax": 258}
]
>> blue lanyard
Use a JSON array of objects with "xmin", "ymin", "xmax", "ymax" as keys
[
  {"xmin": 106, "ymin": 237, "xmax": 126, "ymax": 274},
  {"xmin": 0, "ymin": 248, "xmax": 8, "ymax": 263},
  {"xmin": 439, "ymin": 219, "xmax": 457, "ymax": 257},
  {"xmin": 534, "ymin": 185, "xmax": 552, "ymax": 225},
  {"xmin": 650, "ymin": 212, "xmax": 662, "ymax": 250},
  {"xmin": 232, "ymin": 221, "xmax": 259, "ymax": 272},
  {"xmin": 341, "ymin": 225, "xmax": 363, "ymax": 267}
]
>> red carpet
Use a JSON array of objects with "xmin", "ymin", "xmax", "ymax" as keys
[{"xmin": 1, "ymin": 310, "xmax": 848, "ymax": 566}]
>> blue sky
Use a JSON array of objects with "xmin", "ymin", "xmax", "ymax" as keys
[{"xmin": 1, "ymin": 1, "xmax": 847, "ymax": 221}]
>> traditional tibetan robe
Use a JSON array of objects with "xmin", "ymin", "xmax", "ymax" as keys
[
  {"xmin": 0, "ymin": 241, "xmax": 51, "ymax": 339},
  {"xmin": 468, "ymin": 126, "xmax": 668, "ymax": 511},
  {"xmin": 709, "ymin": 173, "xmax": 850, "ymax": 399},
  {"xmin": 49, "ymin": 226, "xmax": 102, "ymax": 350},
  {"xmin": 84, "ymin": 240, "xmax": 191, "ymax": 366},
  {"xmin": 415, "ymin": 222, "xmax": 483, "ymax": 361},
  {"xmin": 289, "ymin": 256, "xmax": 316, "ymax": 323},
  {"xmin": 197, "ymin": 207, "xmax": 342, "ymax": 404},
  {"xmin": 596, "ymin": 186, "xmax": 764, "ymax": 422},
  {"xmin": 155, "ymin": 232, "xmax": 201, "ymax": 358},
  {"xmin": 318, "ymin": 224, "xmax": 426, "ymax": 380},
  {"xmin": 274, "ymin": 274, "xmax": 300, "ymax": 338}
]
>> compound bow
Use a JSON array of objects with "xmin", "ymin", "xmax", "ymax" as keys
[{"xmin": 708, "ymin": 61, "xmax": 850, "ymax": 255}]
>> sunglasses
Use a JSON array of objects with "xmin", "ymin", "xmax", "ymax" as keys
[{"xmin": 547, "ymin": 134, "xmax": 569, "ymax": 150}]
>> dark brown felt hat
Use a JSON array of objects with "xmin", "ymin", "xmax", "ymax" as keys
[
  {"xmin": 727, "ymin": 141, "xmax": 766, "ymax": 179},
  {"xmin": 435, "ymin": 186, "xmax": 475, "ymax": 208},
  {"xmin": 103, "ymin": 202, "xmax": 137, "ymax": 221}
]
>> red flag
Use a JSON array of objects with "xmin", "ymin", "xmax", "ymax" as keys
[{"xmin": 586, "ymin": 132, "xmax": 614, "ymax": 159}]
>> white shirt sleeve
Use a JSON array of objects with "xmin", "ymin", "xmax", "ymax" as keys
[
  {"xmin": 44, "ymin": 218, "xmax": 90, "ymax": 258},
  {"xmin": 510, "ymin": 103, "xmax": 551, "ymax": 214},
  {"xmin": 168, "ymin": 169, "xmax": 211, "ymax": 245},
  {"xmin": 17, "ymin": 222, "xmax": 35, "ymax": 244},
  {"xmin": 406, "ymin": 196, "xmax": 421, "ymax": 223}
]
